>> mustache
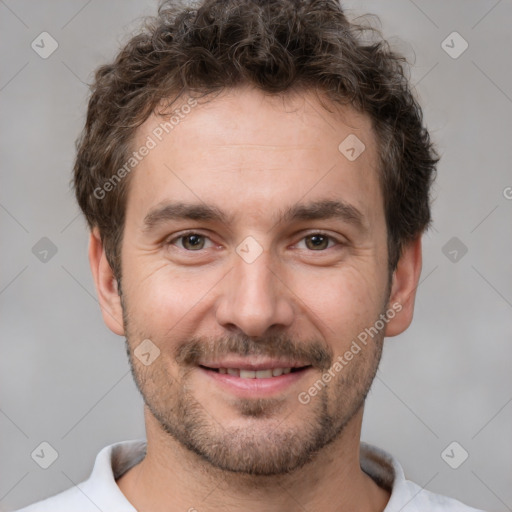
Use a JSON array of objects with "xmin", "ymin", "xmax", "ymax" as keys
[{"xmin": 175, "ymin": 332, "xmax": 333, "ymax": 370}]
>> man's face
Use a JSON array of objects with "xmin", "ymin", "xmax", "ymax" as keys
[{"xmin": 118, "ymin": 87, "xmax": 392, "ymax": 475}]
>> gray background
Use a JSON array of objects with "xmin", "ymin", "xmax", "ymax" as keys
[{"xmin": 1, "ymin": 1, "xmax": 511, "ymax": 510}]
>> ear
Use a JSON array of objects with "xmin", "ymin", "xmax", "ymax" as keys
[
  {"xmin": 88, "ymin": 227, "xmax": 125, "ymax": 336},
  {"xmin": 384, "ymin": 236, "xmax": 423, "ymax": 337}
]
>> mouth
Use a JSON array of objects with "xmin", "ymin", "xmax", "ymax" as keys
[
  {"xmin": 197, "ymin": 360, "xmax": 314, "ymax": 398},
  {"xmin": 199, "ymin": 365, "xmax": 311, "ymax": 378}
]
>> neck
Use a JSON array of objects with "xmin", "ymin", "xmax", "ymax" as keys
[{"xmin": 117, "ymin": 406, "xmax": 390, "ymax": 512}]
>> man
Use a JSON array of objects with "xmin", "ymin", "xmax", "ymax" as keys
[{"xmin": 17, "ymin": 0, "xmax": 484, "ymax": 510}]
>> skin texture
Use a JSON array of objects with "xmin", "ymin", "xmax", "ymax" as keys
[{"xmin": 89, "ymin": 86, "xmax": 423, "ymax": 512}]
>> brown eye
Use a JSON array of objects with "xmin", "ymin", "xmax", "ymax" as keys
[
  {"xmin": 304, "ymin": 234, "xmax": 330, "ymax": 250},
  {"xmin": 179, "ymin": 234, "xmax": 206, "ymax": 250}
]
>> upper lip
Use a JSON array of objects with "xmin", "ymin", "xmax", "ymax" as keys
[{"xmin": 199, "ymin": 358, "xmax": 311, "ymax": 371}]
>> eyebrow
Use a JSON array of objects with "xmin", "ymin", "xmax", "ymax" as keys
[
  {"xmin": 142, "ymin": 202, "xmax": 231, "ymax": 232},
  {"xmin": 142, "ymin": 199, "xmax": 366, "ymax": 233},
  {"xmin": 278, "ymin": 199, "xmax": 366, "ymax": 230}
]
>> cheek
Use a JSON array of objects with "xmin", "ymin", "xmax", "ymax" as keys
[
  {"xmin": 291, "ymin": 264, "xmax": 385, "ymax": 346},
  {"xmin": 122, "ymin": 260, "xmax": 220, "ymax": 335}
]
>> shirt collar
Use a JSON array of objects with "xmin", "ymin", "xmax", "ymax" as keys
[{"xmin": 83, "ymin": 439, "xmax": 414, "ymax": 511}]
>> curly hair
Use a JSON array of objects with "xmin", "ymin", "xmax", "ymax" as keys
[{"xmin": 73, "ymin": 0, "xmax": 439, "ymax": 283}]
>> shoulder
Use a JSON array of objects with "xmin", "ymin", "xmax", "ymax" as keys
[
  {"xmin": 391, "ymin": 479, "xmax": 486, "ymax": 511},
  {"xmin": 13, "ymin": 485, "xmax": 95, "ymax": 512},
  {"xmin": 360, "ymin": 442, "xmax": 486, "ymax": 512},
  {"xmin": 12, "ymin": 439, "xmax": 146, "ymax": 512}
]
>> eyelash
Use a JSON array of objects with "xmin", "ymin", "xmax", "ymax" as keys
[{"xmin": 166, "ymin": 230, "xmax": 342, "ymax": 252}]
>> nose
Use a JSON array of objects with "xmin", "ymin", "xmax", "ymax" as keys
[{"xmin": 215, "ymin": 251, "xmax": 294, "ymax": 337}]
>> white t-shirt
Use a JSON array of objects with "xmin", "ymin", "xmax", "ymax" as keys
[{"xmin": 14, "ymin": 439, "xmax": 485, "ymax": 512}]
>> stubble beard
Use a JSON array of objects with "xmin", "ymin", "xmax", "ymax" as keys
[{"xmin": 121, "ymin": 293, "xmax": 386, "ymax": 476}]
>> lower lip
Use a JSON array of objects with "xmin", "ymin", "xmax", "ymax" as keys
[{"xmin": 198, "ymin": 367, "xmax": 312, "ymax": 398}]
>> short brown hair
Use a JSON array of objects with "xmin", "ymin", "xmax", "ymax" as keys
[{"xmin": 73, "ymin": 0, "xmax": 439, "ymax": 283}]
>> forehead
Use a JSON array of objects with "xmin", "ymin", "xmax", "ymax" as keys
[
  {"xmin": 140, "ymin": 87, "xmax": 375, "ymax": 155},
  {"xmin": 127, "ymin": 86, "xmax": 382, "ymax": 230}
]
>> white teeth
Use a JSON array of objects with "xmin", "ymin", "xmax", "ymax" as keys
[
  {"xmin": 255, "ymin": 369, "xmax": 273, "ymax": 379},
  {"xmin": 217, "ymin": 368, "xmax": 294, "ymax": 378}
]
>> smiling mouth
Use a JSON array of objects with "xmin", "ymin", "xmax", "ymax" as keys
[{"xmin": 199, "ymin": 365, "xmax": 311, "ymax": 379}]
